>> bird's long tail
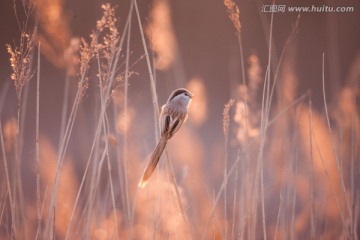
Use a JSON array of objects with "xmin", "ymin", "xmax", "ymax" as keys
[{"xmin": 138, "ymin": 137, "xmax": 167, "ymax": 188}]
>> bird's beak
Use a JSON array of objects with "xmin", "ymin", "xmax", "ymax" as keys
[{"xmin": 189, "ymin": 91, "xmax": 195, "ymax": 98}]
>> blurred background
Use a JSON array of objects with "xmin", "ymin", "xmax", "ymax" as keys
[{"xmin": 0, "ymin": 0, "xmax": 359, "ymax": 239}]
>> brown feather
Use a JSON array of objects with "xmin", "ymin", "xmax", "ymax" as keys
[{"xmin": 138, "ymin": 137, "xmax": 168, "ymax": 188}]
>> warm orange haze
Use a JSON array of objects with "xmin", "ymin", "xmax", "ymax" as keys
[{"xmin": 0, "ymin": 0, "xmax": 359, "ymax": 239}]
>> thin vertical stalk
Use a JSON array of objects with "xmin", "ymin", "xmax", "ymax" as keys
[
  {"xmin": 350, "ymin": 113, "xmax": 356, "ymax": 239},
  {"xmin": 45, "ymin": 76, "xmax": 82, "ymax": 238},
  {"xmin": 290, "ymin": 153, "xmax": 298, "ymax": 240},
  {"xmin": 164, "ymin": 150, "xmax": 192, "ymax": 239},
  {"xmin": 322, "ymin": 53, "xmax": 352, "ymax": 224},
  {"xmin": 274, "ymin": 193, "xmax": 283, "ymax": 240},
  {"xmin": 0, "ymin": 189, "xmax": 8, "ymax": 224},
  {"xmin": 133, "ymin": 0, "xmax": 160, "ymax": 136},
  {"xmin": 58, "ymin": 74, "xmax": 70, "ymax": 156},
  {"xmin": 35, "ymin": 43, "xmax": 41, "ymax": 240},
  {"xmin": 212, "ymin": 190, "xmax": 215, "ymax": 240},
  {"xmin": 0, "ymin": 82, "xmax": 9, "ymax": 114},
  {"xmin": 308, "ymin": 97, "xmax": 316, "ymax": 238},
  {"xmin": 251, "ymin": 9, "xmax": 274, "ymax": 240},
  {"xmin": 0, "ymin": 122, "xmax": 16, "ymax": 237},
  {"xmin": 105, "ymin": 146, "xmax": 120, "ymax": 240},
  {"xmin": 65, "ymin": 4, "xmax": 134, "ymax": 238},
  {"xmin": 123, "ymin": 0, "xmax": 134, "ymax": 224},
  {"xmin": 15, "ymin": 78, "xmax": 31, "ymax": 238},
  {"xmin": 231, "ymin": 150, "xmax": 240, "ymax": 239},
  {"xmin": 202, "ymin": 151, "xmax": 242, "ymax": 240},
  {"xmin": 102, "ymin": 114, "xmax": 120, "ymax": 239},
  {"xmin": 223, "ymin": 99, "xmax": 234, "ymax": 239},
  {"xmin": 224, "ymin": 128, "xmax": 228, "ymax": 240}
]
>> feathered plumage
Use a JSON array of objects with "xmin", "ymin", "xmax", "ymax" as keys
[{"xmin": 138, "ymin": 88, "xmax": 193, "ymax": 188}]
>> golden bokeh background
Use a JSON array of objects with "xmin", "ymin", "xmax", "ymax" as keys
[{"xmin": 0, "ymin": 0, "xmax": 359, "ymax": 239}]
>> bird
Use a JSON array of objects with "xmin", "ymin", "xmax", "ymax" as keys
[{"xmin": 138, "ymin": 88, "xmax": 194, "ymax": 188}]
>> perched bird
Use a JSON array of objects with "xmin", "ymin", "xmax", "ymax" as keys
[{"xmin": 138, "ymin": 88, "xmax": 194, "ymax": 188}]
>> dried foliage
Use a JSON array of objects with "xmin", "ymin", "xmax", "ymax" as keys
[
  {"xmin": 93, "ymin": 3, "xmax": 120, "ymax": 89},
  {"xmin": 76, "ymin": 3, "xmax": 122, "ymax": 100},
  {"xmin": 7, "ymin": 30, "xmax": 36, "ymax": 98},
  {"xmin": 223, "ymin": 99, "xmax": 235, "ymax": 137},
  {"xmin": 224, "ymin": 0, "xmax": 241, "ymax": 33}
]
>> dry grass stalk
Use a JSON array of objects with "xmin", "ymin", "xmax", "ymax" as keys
[
  {"xmin": 39, "ymin": 138, "xmax": 78, "ymax": 239},
  {"xmin": 35, "ymin": 42, "xmax": 41, "ymax": 240},
  {"xmin": 121, "ymin": 1, "xmax": 134, "ymax": 225},
  {"xmin": 0, "ymin": 121, "xmax": 16, "ymax": 237},
  {"xmin": 7, "ymin": 30, "xmax": 36, "ymax": 99},
  {"xmin": 64, "ymin": 4, "xmax": 127, "ymax": 239},
  {"xmin": 224, "ymin": 0, "xmax": 241, "ymax": 33},
  {"xmin": 223, "ymin": 99, "xmax": 235, "ymax": 138},
  {"xmin": 134, "ymin": 0, "xmax": 160, "ymax": 134},
  {"xmin": 93, "ymin": 3, "xmax": 120, "ymax": 91},
  {"xmin": 322, "ymin": 54, "xmax": 352, "ymax": 237},
  {"xmin": 222, "ymin": 99, "xmax": 234, "ymax": 239}
]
